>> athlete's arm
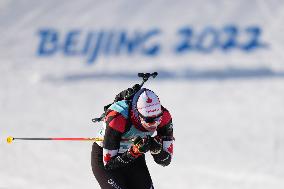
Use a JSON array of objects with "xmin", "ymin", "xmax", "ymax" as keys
[
  {"xmin": 151, "ymin": 108, "xmax": 174, "ymax": 166},
  {"xmin": 102, "ymin": 110, "xmax": 141, "ymax": 170}
]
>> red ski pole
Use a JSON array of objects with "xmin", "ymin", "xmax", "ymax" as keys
[
  {"xmin": 6, "ymin": 136, "xmax": 104, "ymax": 144},
  {"xmin": 6, "ymin": 136, "xmax": 132, "ymax": 144}
]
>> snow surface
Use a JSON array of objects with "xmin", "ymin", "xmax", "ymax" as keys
[{"xmin": 0, "ymin": 0, "xmax": 284, "ymax": 188}]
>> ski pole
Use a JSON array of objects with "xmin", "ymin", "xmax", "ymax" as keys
[
  {"xmin": 6, "ymin": 136, "xmax": 132, "ymax": 144},
  {"xmin": 6, "ymin": 136, "xmax": 104, "ymax": 144}
]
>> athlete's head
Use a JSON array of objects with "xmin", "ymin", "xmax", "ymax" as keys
[{"xmin": 135, "ymin": 89, "xmax": 162, "ymax": 131}]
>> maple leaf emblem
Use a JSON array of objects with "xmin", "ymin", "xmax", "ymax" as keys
[
  {"xmin": 146, "ymin": 97, "xmax": 152, "ymax": 103},
  {"xmin": 167, "ymin": 143, "xmax": 173, "ymax": 154},
  {"xmin": 104, "ymin": 153, "xmax": 112, "ymax": 163}
]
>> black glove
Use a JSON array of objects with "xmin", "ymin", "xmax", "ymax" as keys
[
  {"xmin": 129, "ymin": 135, "xmax": 151, "ymax": 157},
  {"xmin": 150, "ymin": 136, "xmax": 163, "ymax": 154}
]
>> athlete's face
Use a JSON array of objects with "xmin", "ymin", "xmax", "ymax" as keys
[{"xmin": 139, "ymin": 114, "xmax": 162, "ymax": 131}]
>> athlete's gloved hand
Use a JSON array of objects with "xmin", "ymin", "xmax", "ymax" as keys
[
  {"xmin": 129, "ymin": 135, "xmax": 151, "ymax": 158},
  {"xmin": 149, "ymin": 136, "xmax": 163, "ymax": 154}
]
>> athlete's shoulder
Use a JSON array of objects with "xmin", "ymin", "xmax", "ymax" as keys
[
  {"xmin": 159, "ymin": 106, "xmax": 172, "ymax": 128},
  {"xmin": 105, "ymin": 102, "xmax": 130, "ymax": 133},
  {"xmin": 109, "ymin": 100, "xmax": 130, "ymax": 119}
]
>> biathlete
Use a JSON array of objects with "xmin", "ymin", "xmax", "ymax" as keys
[{"xmin": 91, "ymin": 74, "xmax": 174, "ymax": 189}]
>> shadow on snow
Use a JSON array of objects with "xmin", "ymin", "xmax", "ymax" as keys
[{"xmin": 46, "ymin": 67, "xmax": 284, "ymax": 82}]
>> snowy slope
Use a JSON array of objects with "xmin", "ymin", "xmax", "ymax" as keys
[{"xmin": 0, "ymin": 1, "xmax": 284, "ymax": 189}]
